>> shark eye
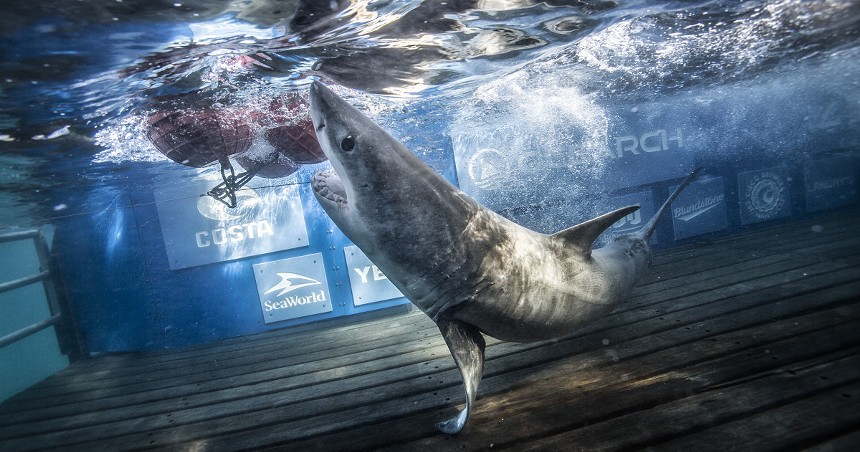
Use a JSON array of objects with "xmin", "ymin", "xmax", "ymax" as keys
[{"xmin": 340, "ymin": 135, "xmax": 355, "ymax": 152}]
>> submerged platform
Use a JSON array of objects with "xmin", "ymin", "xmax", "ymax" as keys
[{"xmin": 1, "ymin": 210, "xmax": 859, "ymax": 451}]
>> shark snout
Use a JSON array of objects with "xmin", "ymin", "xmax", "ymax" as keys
[{"xmin": 308, "ymin": 81, "xmax": 325, "ymax": 132}]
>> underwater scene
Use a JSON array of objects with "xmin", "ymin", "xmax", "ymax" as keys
[{"xmin": 1, "ymin": 0, "xmax": 859, "ymax": 449}]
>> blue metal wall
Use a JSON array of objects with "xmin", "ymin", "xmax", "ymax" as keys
[{"xmin": 53, "ymin": 89, "xmax": 859, "ymax": 353}]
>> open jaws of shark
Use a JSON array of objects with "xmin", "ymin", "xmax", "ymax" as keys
[{"xmin": 308, "ymin": 81, "xmax": 700, "ymax": 434}]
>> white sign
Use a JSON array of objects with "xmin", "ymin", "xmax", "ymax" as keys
[
  {"xmin": 253, "ymin": 253, "xmax": 333, "ymax": 323},
  {"xmin": 154, "ymin": 175, "xmax": 309, "ymax": 269},
  {"xmin": 343, "ymin": 245, "xmax": 404, "ymax": 306}
]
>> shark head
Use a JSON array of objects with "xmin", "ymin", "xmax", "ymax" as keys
[
  {"xmin": 308, "ymin": 81, "xmax": 414, "ymax": 238},
  {"xmin": 307, "ymin": 81, "xmax": 479, "ymax": 287}
]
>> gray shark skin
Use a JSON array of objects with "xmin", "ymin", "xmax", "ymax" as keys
[{"xmin": 308, "ymin": 81, "xmax": 700, "ymax": 434}]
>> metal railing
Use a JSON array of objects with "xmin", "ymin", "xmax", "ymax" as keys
[{"xmin": 0, "ymin": 229, "xmax": 65, "ymax": 349}]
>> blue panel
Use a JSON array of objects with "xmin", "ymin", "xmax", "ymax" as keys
[
  {"xmin": 671, "ymin": 177, "xmax": 728, "ymax": 240},
  {"xmin": 804, "ymin": 158, "xmax": 858, "ymax": 212},
  {"xmin": 54, "ymin": 194, "xmax": 152, "ymax": 352},
  {"xmin": 738, "ymin": 167, "xmax": 793, "ymax": 225},
  {"xmin": 453, "ymin": 106, "xmax": 696, "ymax": 213}
]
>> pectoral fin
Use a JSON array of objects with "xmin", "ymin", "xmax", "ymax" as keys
[
  {"xmin": 551, "ymin": 205, "xmax": 640, "ymax": 256},
  {"xmin": 436, "ymin": 318, "xmax": 486, "ymax": 435}
]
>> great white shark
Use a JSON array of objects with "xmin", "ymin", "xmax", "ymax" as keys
[{"xmin": 308, "ymin": 81, "xmax": 700, "ymax": 434}]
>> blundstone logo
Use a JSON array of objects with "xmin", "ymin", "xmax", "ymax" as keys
[
  {"xmin": 744, "ymin": 171, "xmax": 787, "ymax": 220},
  {"xmin": 674, "ymin": 194, "xmax": 725, "ymax": 222}
]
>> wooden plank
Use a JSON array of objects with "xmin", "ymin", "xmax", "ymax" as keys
[
  {"xmin": 2, "ymin": 259, "xmax": 857, "ymax": 447},
  {"xmin": 517, "ymin": 350, "xmax": 860, "ymax": 450},
  {"xmin": 652, "ymin": 381, "xmax": 860, "ymax": 451},
  {"xmin": 16, "ymin": 239, "xmax": 855, "ymax": 416},
  {"xmin": 805, "ymin": 429, "xmax": 860, "ymax": 452},
  {"xmin": 75, "ymin": 284, "xmax": 860, "ymax": 451},
  {"xmin": 30, "ymin": 308, "xmax": 429, "ymax": 388},
  {"xmin": 247, "ymin": 305, "xmax": 860, "ymax": 451},
  {"xmin": 0, "ymin": 210, "xmax": 856, "ymax": 451},
  {"xmin": 624, "ymin": 250, "xmax": 847, "ymax": 311},
  {"xmin": 0, "ymin": 319, "xmax": 446, "ymax": 424},
  {"xmin": 9, "ymin": 254, "xmax": 853, "ymax": 434},
  {"xmin": 1, "ymin": 314, "xmax": 439, "ymax": 409},
  {"xmin": 637, "ymin": 229, "xmax": 859, "ymax": 294},
  {"xmin": 22, "ymin": 213, "xmax": 858, "ymax": 394}
]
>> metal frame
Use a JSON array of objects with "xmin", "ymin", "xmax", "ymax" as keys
[{"xmin": 0, "ymin": 229, "xmax": 67, "ymax": 350}]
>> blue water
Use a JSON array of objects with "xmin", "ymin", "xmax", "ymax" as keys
[
  {"xmin": 0, "ymin": 0, "xmax": 857, "ymax": 224},
  {"xmin": 0, "ymin": 0, "xmax": 858, "ymax": 351}
]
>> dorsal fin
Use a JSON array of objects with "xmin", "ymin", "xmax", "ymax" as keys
[{"xmin": 552, "ymin": 205, "xmax": 640, "ymax": 255}]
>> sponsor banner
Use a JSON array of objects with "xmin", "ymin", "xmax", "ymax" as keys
[
  {"xmin": 607, "ymin": 190, "xmax": 656, "ymax": 241},
  {"xmin": 343, "ymin": 245, "xmax": 404, "ymax": 306},
  {"xmin": 738, "ymin": 167, "xmax": 792, "ymax": 225},
  {"xmin": 670, "ymin": 177, "xmax": 728, "ymax": 240},
  {"xmin": 804, "ymin": 158, "xmax": 857, "ymax": 212},
  {"xmin": 154, "ymin": 175, "xmax": 309, "ymax": 269},
  {"xmin": 453, "ymin": 124, "xmax": 693, "ymax": 211},
  {"xmin": 605, "ymin": 127, "xmax": 694, "ymax": 189},
  {"xmin": 253, "ymin": 253, "xmax": 333, "ymax": 323}
]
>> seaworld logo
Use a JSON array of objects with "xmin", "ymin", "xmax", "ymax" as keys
[
  {"xmin": 673, "ymin": 194, "xmax": 726, "ymax": 222},
  {"xmin": 263, "ymin": 290, "xmax": 327, "ymax": 312},
  {"xmin": 262, "ymin": 272, "xmax": 327, "ymax": 312},
  {"xmin": 613, "ymin": 129, "xmax": 683, "ymax": 158},
  {"xmin": 744, "ymin": 171, "xmax": 787, "ymax": 220},
  {"xmin": 264, "ymin": 272, "xmax": 322, "ymax": 297}
]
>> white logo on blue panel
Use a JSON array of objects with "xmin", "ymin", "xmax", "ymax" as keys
[
  {"xmin": 344, "ymin": 245, "xmax": 404, "ymax": 306},
  {"xmin": 608, "ymin": 191, "xmax": 654, "ymax": 237},
  {"xmin": 745, "ymin": 171, "xmax": 786, "ymax": 220},
  {"xmin": 804, "ymin": 158, "xmax": 857, "ymax": 213},
  {"xmin": 196, "ymin": 190, "xmax": 260, "ymax": 221},
  {"xmin": 671, "ymin": 177, "xmax": 728, "ymax": 240},
  {"xmin": 264, "ymin": 273, "xmax": 322, "ymax": 297},
  {"xmin": 738, "ymin": 168, "xmax": 792, "ymax": 225},
  {"xmin": 467, "ymin": 148, "xmax": 510, "ymax": 190},
  {"xmin": 673, "ymin": 194, "xmax": 725, "ymax": 222}
]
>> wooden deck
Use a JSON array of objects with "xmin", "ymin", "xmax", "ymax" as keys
[{"xmin": 1, "ymin": 209, "xmax": 859, "ymax": 451}]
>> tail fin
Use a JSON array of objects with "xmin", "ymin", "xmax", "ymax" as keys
[{"xmin": 639, "ymin": 168, "xmax": 702, "ymax": 241}]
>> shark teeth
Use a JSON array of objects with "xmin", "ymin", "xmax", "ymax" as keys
[{"xmin": 312, "ymin": 168, "xmax": 348, "ymax": 206}]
